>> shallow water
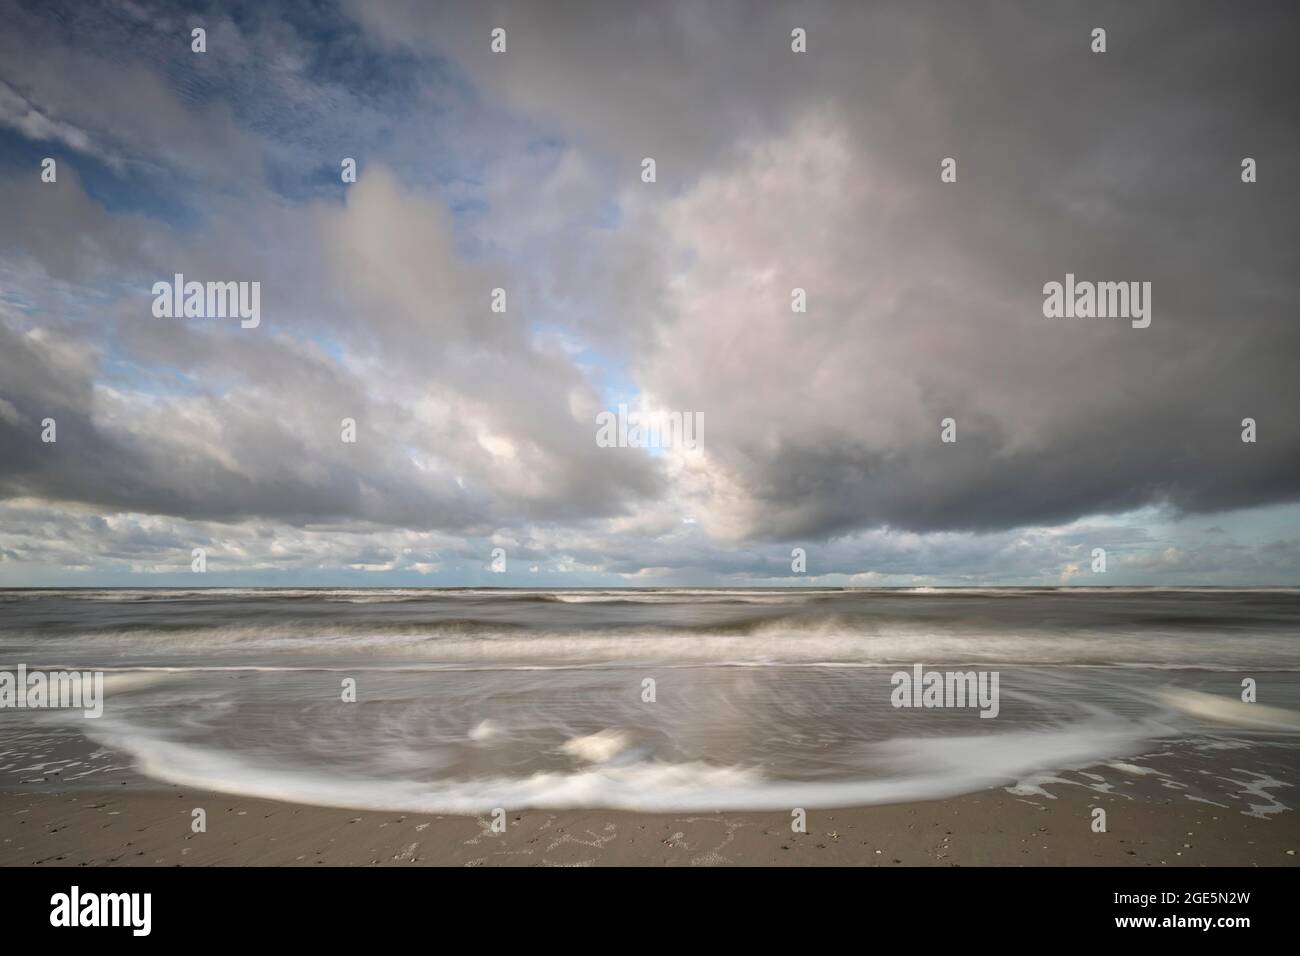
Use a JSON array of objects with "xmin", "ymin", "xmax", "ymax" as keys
[{"xmin": 1, "ymin": 587, "xmax": 1297, "ymax": 812}]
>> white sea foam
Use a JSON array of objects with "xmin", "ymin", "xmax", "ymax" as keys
[
  {"xmin": 82, "ymin": 715, "xmax": 1164, "ymax": 813},
  {"xmin": 1159, "ymin": 689, "xmax": 1300, "ymax": 732},
  {"xmin": 560, "ymin": 730, "xmax": 629, "ymax": 764}
]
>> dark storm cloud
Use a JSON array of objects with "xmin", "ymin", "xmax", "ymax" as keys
[{"xmin": 351, "ymin": 0, "xmax": 1300, "ymax": 539}]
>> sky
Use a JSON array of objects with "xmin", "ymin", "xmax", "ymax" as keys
[{"xmin": 1, "ymin": 0, "xmax": 1298, "ymax": 587}]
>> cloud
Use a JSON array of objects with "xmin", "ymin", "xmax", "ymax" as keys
[
  {"xmin": 0, "ymin": 2, "xmax": 264, "ymax": 181},
  {"xmin": 0, "ymin": 162, "xmax": 663, "ymax": 531},
  {"xmin": 1, "ymin": 0, "xmax": 1298, "ymax": 582},
  {"xmin": 380, "ymin": 1, "xmax": 1300, "ymax": 541},
  {"xmin": 0, "ymin": 80, "xmax": 109, "ymax": 162}
]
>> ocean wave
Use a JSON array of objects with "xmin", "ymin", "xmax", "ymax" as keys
[
  {"xmin": 1159, "ymin": 689, "xmax": 1300, "ymax": 732},
  {"xmin": 83, "ymin": 716, "xmax": 1166, "ymax": 813},
  {"xmin": 4, "ymin": 616, "xmax": 1297, "ymax": 669}
]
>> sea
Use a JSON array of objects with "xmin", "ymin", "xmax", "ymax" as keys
[{"xmin": 1, "ymin": 587, "xmax": 1297, "ymax": 814}]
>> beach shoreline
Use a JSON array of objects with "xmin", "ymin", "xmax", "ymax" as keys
[
  {"xmin": 3, "ymin": 752, "xmax": 1294, "ymax": 867},
  {"xmin": 3, "ymin": 589, "xmax": 1296, "ymax": 867}
]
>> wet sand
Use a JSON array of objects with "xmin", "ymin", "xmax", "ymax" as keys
[{"xmin": 2, "ymin": 751, "xmax": 1294, "ymax": 867}]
